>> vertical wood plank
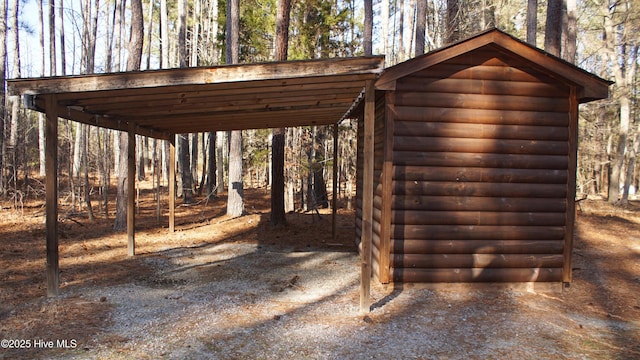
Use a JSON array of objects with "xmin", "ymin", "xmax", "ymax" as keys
[
  {"xmin": 169, "ymin": 136, "xmax": 176, "ymax": 232},
  {"xmin": 361, "ymin": 79, "xmax": 375, "ymax": 313},
  {"xmin": 127, "ymin": 122, "xmax": 136, "ymax": 256},
  {"xmin": 564, "ymin": 87, "xmax": 578, "ymax": 284},
  {"xmin": 332, "ymin": 123, "xmax": 339, "ymax": 240},
  {"xmin": 379, "ymin": 92, "xmax": 395, "ymax": 283},
  {"xmin": 45, "ymin": 95, "xmax": 59, "ymax": 297}
]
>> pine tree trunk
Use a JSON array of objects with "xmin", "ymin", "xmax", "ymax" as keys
[
  {"xmin": 83, "ymin": 125, "xmax": 95, "ymax": 221},
  {"xmin": 178, "ymin": 134, "xmax": 194, "ymax": 203},
  {"xmin": 114, "ymin": 132, "xmax": 128, "ymax": 231},
  {"xmin": 363, "ymin": 0, "xmax": 372, "ymax": 56},
  {"xmin": 270, "ymin": 0, "xmax": 291, "ymax": 226},
  {"xmin": 562, "ymin": 0, "xmax": 576, "ymax": 63},
  {"xmin": 544, "ymin": 0, "xmax": 563, "ymax": 57},
  {"xmin": 526, "ymin": 0, "xmax": 537, "ymax": 46},
  {"xmin": 415, "ymin": 0, "xmax": 427, "ymax": 55},
  {"xmin": 271, "ymin": 127, "xmax": 286, "ymax": 224},
  {"xmin": 206, "ymin": 132, "xmax": 216, "ymax": 198},
  {"xmin": 115, "ymin": 0, "xmax": 143, "ymax": 231},
  {"xmin": 226, "ymin": 0, "xmax": 243, "ymax": 217},
  {"xmin": 191, "ymin": 133, "xmax": 198, "ymax": 190},
  {"xmin": 216, "ymin": 132, "xmax": 224, "ymax": 192},
  {"xmin": 397, "ymin": 0, "xmax": 405, "ymax": 61},
  {"xmin": 227, "ymin": 130, "xmax": 244, "ymax": 217},
  {"xmin": 137, "ymin": 136, "xmax": 146, "ymax": 180}
]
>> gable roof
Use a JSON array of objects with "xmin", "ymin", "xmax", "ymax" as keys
[{"xmin": 376, "ymin": 28, "xmax": 611, "ymax": 103}]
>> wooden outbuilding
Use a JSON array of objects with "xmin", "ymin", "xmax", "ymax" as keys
[{"xmin": 354, "ymin": 29, "xmax": 611, "ymax": 286}]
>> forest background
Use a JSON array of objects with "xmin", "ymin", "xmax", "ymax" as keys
[{"xmin": 0, "ymin": 0, "xmax": 637, "ymax": 228}]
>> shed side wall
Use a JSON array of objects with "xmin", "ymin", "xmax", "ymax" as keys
[{"xmin": 389, "ymin": 51, "xmax": 571, "ymax": 282}]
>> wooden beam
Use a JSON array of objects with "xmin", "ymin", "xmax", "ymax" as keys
[
  {"xmin": 7, "ymin": 56, "xmax": 384, "ymax": 95},
  {"xmin": 45, "ymin": 95, "xmax": 59, "ymax": 297},
  {"xmin": 56, "ymin": 73, "xmax": 375, "ymax": 104},
  {"xmin": 127, "ymin": 122, "xmax": 136, "ymax": 256},
  {"xmin": 31, "ymin": 96, "xmax": 170, "ymax": 140},
  {"xmin": 564, "ymin": 87, "xmax": 579, "ymax": 284},
  {"xmin": 332, "ymin": 123, "xmax": 338, "ymax": 240},
  {"xmin": 379, "ymin": 92, "xmax": 395, "ymax": 284},
  {"xmin": 169, "ymin": 136, "xmax": 176, "ymax": 232},
  {"xmin": 360, "ymin": 79, "xmax": 375, "ymax": 313}
]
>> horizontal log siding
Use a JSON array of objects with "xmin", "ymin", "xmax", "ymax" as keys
[{"xmin": 390, "ymin": 55, "xmax": 570, "ymax": 283}]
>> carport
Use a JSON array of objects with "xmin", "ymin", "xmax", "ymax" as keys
[{"xmin": 7, "ymin": 56, "xmax": 385, "ymax": 312}]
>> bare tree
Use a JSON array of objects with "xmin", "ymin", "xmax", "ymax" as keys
[
  {"xmin": 603, "ymin": 0, "xmax": 638, "ymax": 204},
  {"xmin": 58, "ymin": 0, "xmax": 65, "ymax": 73},
  {"xmin": 160, "ymin": 0, "xmax": 168, "ymax": 68},
  {"xmin": 38, "ymin": 0, "xmax": 45, "ymax": 177},
  {"xmin": 446, "ymin": 0, "xmax": 460, "ymax": 44},
  {"xmin": 380, "ymin": 0, "xmax": 389, "ymax": 57},
  {"xmin": 0, "ymin": 0, "xmax": 5, "ymax": 194},
  {"xmin": 49, "ymin": 0, "xmax": 56, "ymax": 75},
  {"xmin": 8, "ymin": 0, "xmax": 21, "ymax": 192}
]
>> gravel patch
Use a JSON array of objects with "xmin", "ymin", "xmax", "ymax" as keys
[{"xmin": 32, "ymin": 239, "xmax": 637, "ymax": 359}]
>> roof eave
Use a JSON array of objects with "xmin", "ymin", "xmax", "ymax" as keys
[{"xmin": 376, "ymin": 28, "xmax": 611, "ymax": 102}]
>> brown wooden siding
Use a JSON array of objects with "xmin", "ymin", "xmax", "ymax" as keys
[{"xmin": 389, "ymin": 52, "xmax": 571, "ymax": 283}]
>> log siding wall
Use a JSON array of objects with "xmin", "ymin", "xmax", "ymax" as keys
[{"xmin": 388, "ymin": 50, "xmax": 573, "ymax": 283}]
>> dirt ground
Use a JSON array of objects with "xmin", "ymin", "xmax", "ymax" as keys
[{"xmin": 0, "ymin": 183, "xmax": 639, "ymax": 359}]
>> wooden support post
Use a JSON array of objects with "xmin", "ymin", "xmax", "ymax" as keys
[
  {"xmin": 379, "ymin": 92, "xmax": 395, "ymax": 284},
  {"xmin": 45, "ymin": 95, "xmax": 59, "ymax": 297},
  {"xmin": 563, "ymin": 87, "xmax": 578, "ymax": 285},
  {"xmin": 169, "ymin": 135, "xmax": 176, "ymax": 232},
  {"xmin": 332, "ymin": 123, "xmax": 339, "ymax": 240},
  {"xmin": 127, "ymin": 122, "xmax": 136, "ymax": 256},
  {"xmin": 360, "ymin": 79, "xmax": 375, "ymax": 313}
]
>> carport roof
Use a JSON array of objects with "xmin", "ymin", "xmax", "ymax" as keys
[{"xmin": 7, "ymin": 56, "xmax": 385, "ymax": 140}]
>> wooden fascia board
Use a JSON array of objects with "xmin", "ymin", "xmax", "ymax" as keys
[
  {"xmin": 7, "ymin": 56, "xmax": 384, "ymax": 96},
  {"xmin": 53, "ymin": 73, "xmax": 377, "ymax": 105},
  {"xmin": 376, "ymin": 35, "xmax": 497, "ymax": 90},
  {"xmin": 32, "ymin": 95, "xmax": 171, "ymax": 140},
  {"xmin": 488, "ymin": 31, "xmax": 611, "ymax": 102},
  {"xmin": 376, "ymin": 29, "xmax": 611, "ymax": 102}
]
